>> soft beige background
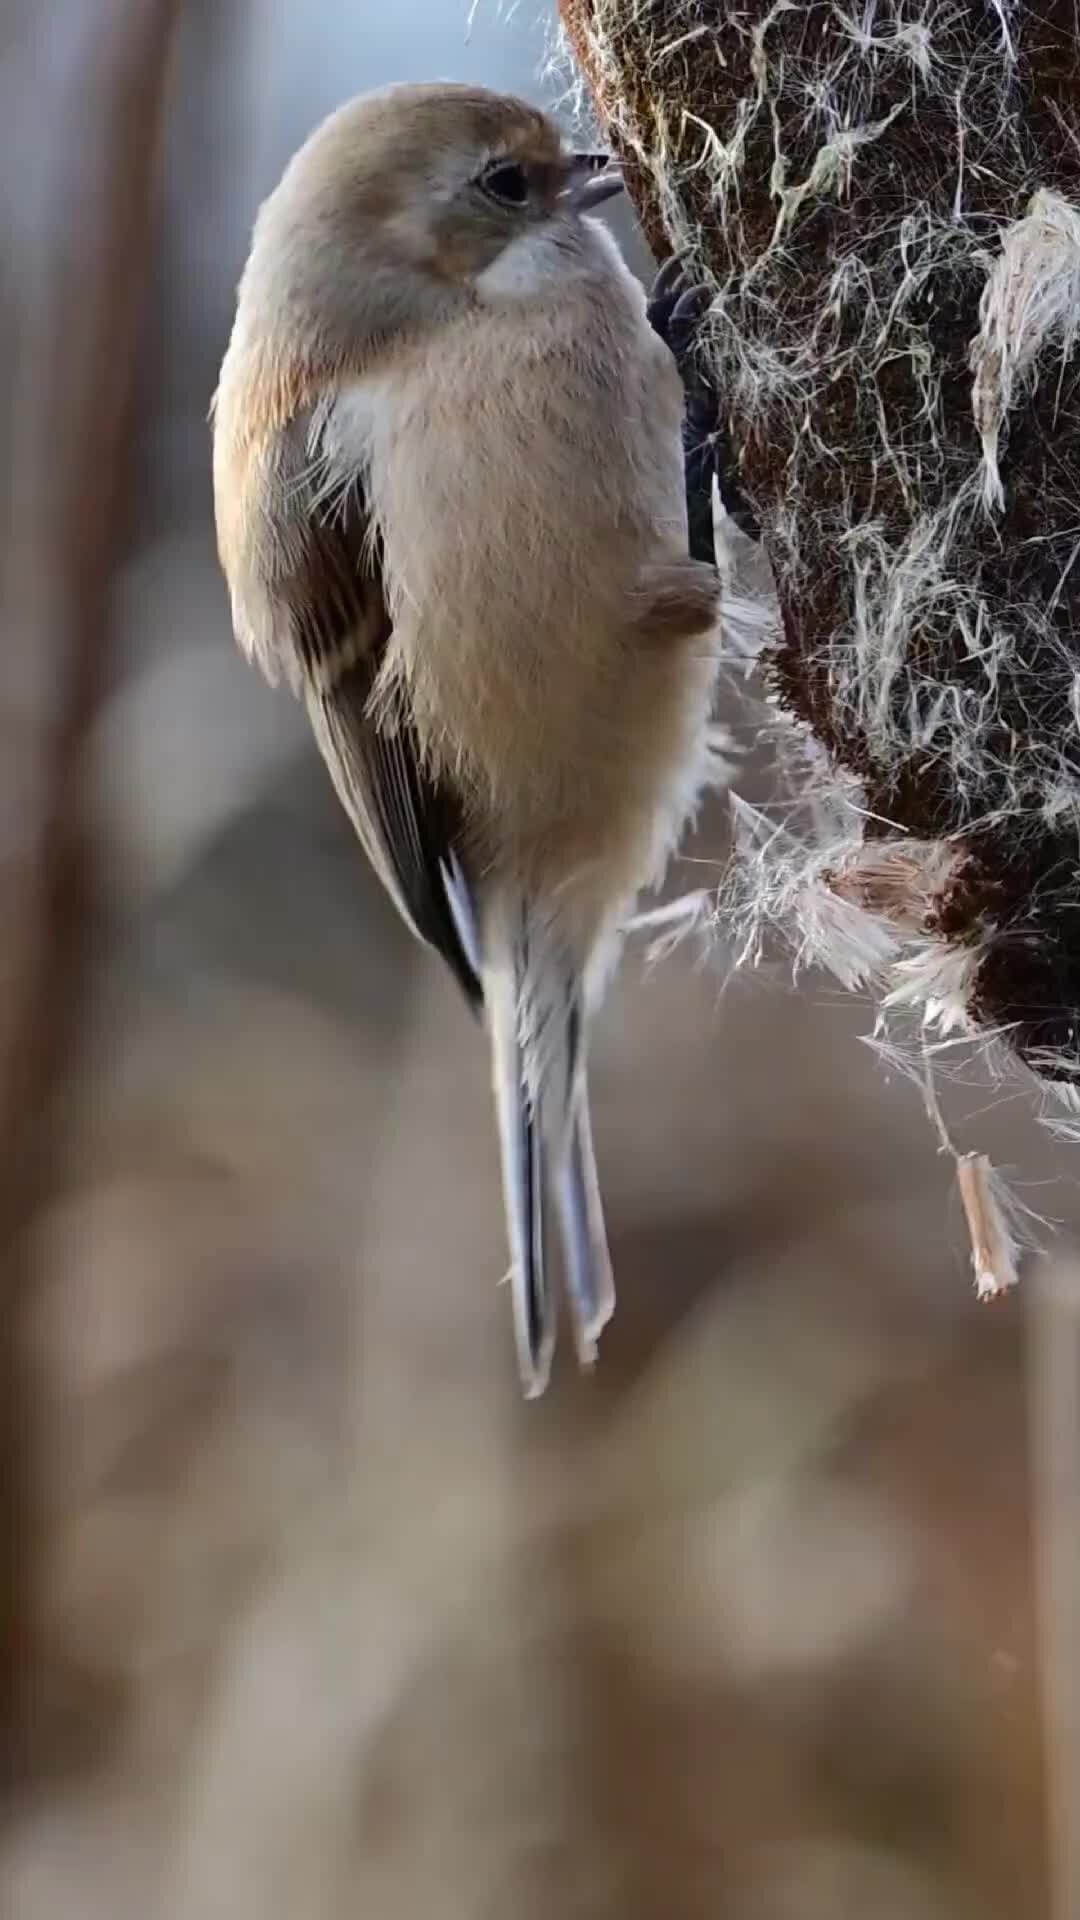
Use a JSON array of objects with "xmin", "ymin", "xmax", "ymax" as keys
[{"xmin": 2, "ymin": 4, "xmax": 1078, "ymax": 1916}]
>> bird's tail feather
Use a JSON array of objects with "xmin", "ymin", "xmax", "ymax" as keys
[
  {"xmin": 553, "ymin": 1083, "xmax": 616, "ymax": 1367},
  {"xmin": 488, "ymin": 921, "xmax": 616, "ymax": 1394},
  {"xmin": 488, "ymin": 958, "xmax": 555, "ymax": 1398}
]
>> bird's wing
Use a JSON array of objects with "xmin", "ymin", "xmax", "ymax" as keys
[{"xmin": 222, "ymin": 408, "xmax": 483, "ymax": 1011}]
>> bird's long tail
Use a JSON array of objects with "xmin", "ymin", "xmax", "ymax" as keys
[
  {"xmin": 488, "ymin": 933, "xmax": 615, "ymax": 1394},
  {"xmin": 488, "ymin": 952, "xmax": 554, "ymax": 1397}
]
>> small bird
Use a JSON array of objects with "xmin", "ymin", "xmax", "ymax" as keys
[{"xmin": 212, "ymin": 82, "xmax": 723, "ymax": 1395}]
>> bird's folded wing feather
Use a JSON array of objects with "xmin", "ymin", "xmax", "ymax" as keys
[{"xmin": 227, "ymin": 411, "xmax": 483, "ymax": 1010}]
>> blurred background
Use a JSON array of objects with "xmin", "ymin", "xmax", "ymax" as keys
[{"xmin": 2, "ymin": 3, "xmax": 1079, "ymax": 1915}]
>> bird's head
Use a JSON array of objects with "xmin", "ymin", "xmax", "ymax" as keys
[{"xmin": 246, "ymin": 81, "xmax": 624, "ymax": 342}]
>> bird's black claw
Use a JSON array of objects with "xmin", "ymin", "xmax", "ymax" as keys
[
  {"xmin": 647, "ymin": 256, "xmax": 711, "ymax": 368},
  {"xmin": 646, "ymin": 250, "xmax": 694, "ymax": 329},
  {"xmin": 647, "ymin": 256, "xmax": 761, "ymax": 552},
  {"xmin": 668, "ymin": 283, "xmax": 712, "ymax": 351}
]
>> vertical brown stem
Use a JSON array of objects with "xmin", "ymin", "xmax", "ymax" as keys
[
  {"xmin": 0, "ymin": 0, "xmax": 182, "ymax": 1753},
  {"xmin": 1027, "ymin": 1255, "xmax": 1080, "ymax": 1920}
]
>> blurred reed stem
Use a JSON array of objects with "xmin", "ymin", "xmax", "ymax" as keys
[
  {"xmin": 1027, "ymin": 1254, "xmax": 1080, "ymax": 1920},
  {"xmin": 0, "ymin": 0, "xmax": 181, "ymax": 1757}
]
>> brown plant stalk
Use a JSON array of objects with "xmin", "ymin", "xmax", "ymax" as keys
[{"xmin": 0, "ymin": 0, "xmax": 181, "ymax": 1753}]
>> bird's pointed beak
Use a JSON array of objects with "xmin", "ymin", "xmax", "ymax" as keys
[{"xmin": 565, "ymin": 150, "xmax": 624, "ymax": 212}]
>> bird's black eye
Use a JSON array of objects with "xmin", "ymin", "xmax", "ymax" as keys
[{"xmin": 479, "ymin": 160, "xmax": 530, "ymax": 207}]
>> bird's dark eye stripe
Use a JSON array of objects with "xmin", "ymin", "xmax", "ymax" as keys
[{"xmin": 479, "ymin": 160, "xmax": 530, "ymax": 206}]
